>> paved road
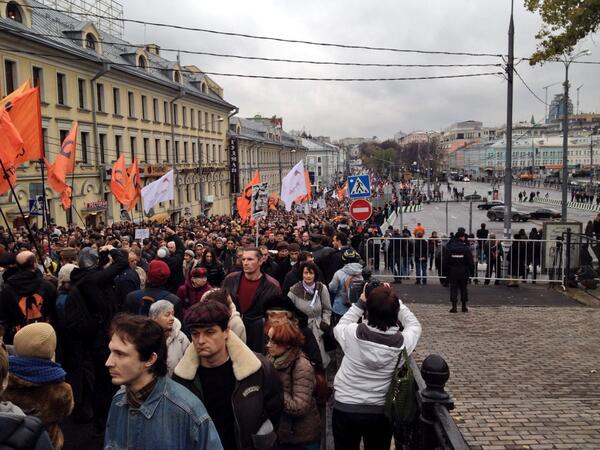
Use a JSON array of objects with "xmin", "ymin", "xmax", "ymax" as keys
[
  {"xmin": 391, "ymin": 180, "xmax": 595, "ymax": 236},
  {"xmin": 408, "ymin": 299, "xmax": 600, "ymax": 449}
]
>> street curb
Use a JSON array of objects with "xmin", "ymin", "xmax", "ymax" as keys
[
  {"xmin": 534, "ymin": 196, "xmax": 600, "ymax": 212},
  {"xmin": 558, "ymin": 286, "xmax": 600, "ymax": 308}
]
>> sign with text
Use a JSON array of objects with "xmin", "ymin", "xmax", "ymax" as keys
[
  {"xmin": 135, "ymin": 228, "xmax": 150, "ymax": 240},
  {"xmin": 228, "ymin": 138, "xmax": 240, "ymax": 194}
]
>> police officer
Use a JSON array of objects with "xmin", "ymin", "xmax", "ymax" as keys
[{"xmin": 444, "ymin": 229, "xmax": 474, "ymax": 313}]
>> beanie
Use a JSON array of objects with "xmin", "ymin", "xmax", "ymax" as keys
[
  {"xmin": 185, "ymin": 300, "xmax": 230, "ymax": 328},
  {"xmin": 78, "ymin": 247, "xmax": 99, "ymax": 270},
  {"xmin": 13, "ymin": 323, "xmax": 57, "ymax": 360},
  {"xmin": 191, "ymin": 267, "xmax": 207, "ymax": 278},
  {"xmin": 58, "ymin": 263, "xmax": 77, "ymax": 286},
  {"xmin": 156, "ymin": 247, "xmax": 168, "ymax": 259},
  {"xmin": 184, "ymin": 250, "xmax": 195, "ymax": 258},
  {"xmin": 147, "ymin": 260, "xmax": 170, "ymax": 285},
  {"xmin": 342, "ymin": 248, "xmax": 360, "ymax": 263}
]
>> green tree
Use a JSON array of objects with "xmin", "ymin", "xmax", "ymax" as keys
[{"xmin": 525, "ymin": 0, "xmax": 600, "ymax": 64}]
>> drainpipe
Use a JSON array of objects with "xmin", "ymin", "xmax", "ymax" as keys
[
  {"xmin": 90, "ymin": 62, "xmax": 110, "ymax": 220},
  {"xmin": 170, "ymin": 88, "xmax": 185, "ymax": 215}
]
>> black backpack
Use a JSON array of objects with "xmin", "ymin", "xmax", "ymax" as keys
[{"xmin": 55, "ymin": 285, "xmax": 97, "ymax": 338}]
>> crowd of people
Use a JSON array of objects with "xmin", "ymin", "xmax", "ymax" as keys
[{"xmin": 0, "ymin": 194, "xmax": 422, "ymax": 450}]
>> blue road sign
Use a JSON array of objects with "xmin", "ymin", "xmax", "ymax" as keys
[{"xmin": 348, "ymin": 175, "xmax": 371, "ymax": 199}]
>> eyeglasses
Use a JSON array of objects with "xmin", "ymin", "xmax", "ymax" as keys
[{"xmin": 265, "ymin": 336, "xmax": 281, "ymax": 345}]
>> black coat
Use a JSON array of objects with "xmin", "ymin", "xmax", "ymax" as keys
[
  {"xmin": 444, "ymin": 239, "xmax": 474, "ymax": 281},
  {"xmin": 114, "ymin": 267, "xmax": 140, "ymax": 307},
  {"xmin": 163, "ymin": 236, "xmax": 184, "ymax": 293},
  {"xmin": 0, "ymin": 413, "xmax": 53, "ymax": 450}
]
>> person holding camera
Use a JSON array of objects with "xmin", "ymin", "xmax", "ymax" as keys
[
  {"xmin": 287, "ymin": 261, "xmax": 332, "ymax": 368},
  {"xmin": 332, "ymin": 283, "xmax": 421, "ymax": 450},
  {"xmin": 328, "ymin": 249, "xmax": 363, "ymax": 324}
]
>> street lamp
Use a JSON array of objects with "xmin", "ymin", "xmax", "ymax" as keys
[{"xmin": 559, "ymin": 49, "xmax": 591, "ymax": 221}]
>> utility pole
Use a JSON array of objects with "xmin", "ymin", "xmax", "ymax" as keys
[
  {"xmin": 504, "ymin": 0, "xmax": 514, "ymax": 240},
  {"xmin": 561, "ymin": 64, "xmax": 569, "ymax": 221}
]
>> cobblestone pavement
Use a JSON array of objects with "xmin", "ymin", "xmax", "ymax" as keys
[{"xmin": 409, "ymin": 303, "xmax": 600, "ymax": 449}]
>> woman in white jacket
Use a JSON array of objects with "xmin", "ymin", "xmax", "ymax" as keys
[
  {"xmin": 149, "ymin": 300, "xmax": 190, "ymax": 376},
  {"xmin": 332, "ymin": 284, "xmax": 422, "ymax": 450}
]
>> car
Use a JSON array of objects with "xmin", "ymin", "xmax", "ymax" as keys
[
  {"xmin": 464, "ymin": 193, "xmax": 482, "ymax": 201},
  {"xmin": 463, "ymin": 176, "xmax": 471, "ymax": 182},
  {"xmin": 477, "ymin": 200, "xmax": 504, "ymax": 210},
  {"xmin": 486, "ymin": 206, "xmax": 531, "ymax": 222},
  {"xmin": 529, "ymin": 208, "xmax": 561, "ymax": 220}
]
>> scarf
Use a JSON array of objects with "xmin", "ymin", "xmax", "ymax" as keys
[
  {"xmin": 126, "ymin": 376, "xmax": 159, "ymax": 409},
  {"xmin": 9, "ymin": 356, "xmax": 66, "ymax": 384},
  {"xmin": 302, "ymin": 281, "xmax": 316, "ymax": 295},
  {"xmin": 268, "ymin": 349, "xmax": 293, "ymax": 370}
]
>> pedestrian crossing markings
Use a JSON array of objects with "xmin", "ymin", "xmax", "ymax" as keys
[{"xmin": 350, "ymin": 178, "xmax": 369, "ymax": 196}]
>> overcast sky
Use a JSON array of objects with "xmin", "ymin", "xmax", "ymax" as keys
[{"xmin": 123, "ymin": 0, "xmax": 600, "ymax": 140}]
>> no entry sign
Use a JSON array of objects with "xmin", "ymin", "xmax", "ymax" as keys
[{"xmin": 350, "ymin": 199, "xmax": 373, "ymax": 221}]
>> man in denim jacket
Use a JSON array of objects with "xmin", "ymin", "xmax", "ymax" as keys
[{"xmin": 104, "ymin": 314, "xmax": 222, "ymax": 450}]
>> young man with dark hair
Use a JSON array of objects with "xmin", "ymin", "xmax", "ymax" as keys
[
  {"xmin": 332, "ymin": 285, "xmax": 422, "ymax": 450},
  {"xmin": 222, "ymin": 248, "xmax": 281, "ymax": 353},
  {"xmin": 105, "ymin": 314, "xmax": 222, "ymax": 450},
  {"xmin": 173, "ymin": 300, "xmax": 283, "ymax": 450}
]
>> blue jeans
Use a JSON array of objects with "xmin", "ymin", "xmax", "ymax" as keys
[{"xmin": 415, "ymin": 259, "xmax": 427, "ymax": 284}]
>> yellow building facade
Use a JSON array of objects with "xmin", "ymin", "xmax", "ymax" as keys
[{"xmin": 0, "ymin": 0, "xmax": 235, "ymax": 228}]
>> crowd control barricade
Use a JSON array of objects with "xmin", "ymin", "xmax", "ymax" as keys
[{"xmin": 365, "ymin": 236, "xmax": 565, "ymax": 285}]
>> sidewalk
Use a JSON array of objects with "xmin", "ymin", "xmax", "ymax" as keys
[{"xmin": 406, "ymin": 294, "xmax": 600, "ymax": 449}]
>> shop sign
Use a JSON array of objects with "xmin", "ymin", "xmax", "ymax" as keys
[
  {"xmin": 84, "ymin": 200, "xmax": 108, "ymax": 211},
  {"xmin": 229, "ymin": 138, "xmax": 240, "ymax": 194}
]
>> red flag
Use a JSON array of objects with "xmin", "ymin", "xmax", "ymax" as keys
[
  {"xmin": 111, "ymin": 155, "xmax": 130, "ymax": 205},
  {"xmin": 237, "ymin": 170, "xmax": 260, "ymax": 223},
  {"xmin": 0, "ymin": 107, "xmax": 22, "ymax": 169},
  {"xmin": 44, "ymin": 158, "xmax": 71, "ymax": 209},
  {"xmin": 54, "ymin": 122, "xmax": 77, "ymax": 181},
  {"xmin": 0, "ymin": 80, "xmax": 31, "ymax": 109},
  {"xmin": 126, "ymin": 159, "xmax": 141, "ymax": 211}
]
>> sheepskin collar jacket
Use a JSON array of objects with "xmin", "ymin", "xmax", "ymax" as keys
[{"xmin": 172, "ymin": 333, "xmax": 283, "ymax": 450}]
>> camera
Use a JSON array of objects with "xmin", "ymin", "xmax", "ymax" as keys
[{"xmin": 346, "ymin": 267, "xmax": 382, "ymax": 305}]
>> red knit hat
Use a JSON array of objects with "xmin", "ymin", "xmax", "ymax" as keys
[
  {"xmin": 191, "ymin": 267, "xmax": 207, "ymax": 278},
  {"xmin": 147, "ymin": 260, "xmax": 170, "ymax": 284}
]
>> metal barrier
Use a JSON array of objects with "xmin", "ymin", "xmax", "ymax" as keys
[
  {"xmin": 562, "ymin": 230, "xmax": 600, "ymax": 289},
  {"xmin": 365, "ymin": 236, "xmax": 565, "ymax": 285}
]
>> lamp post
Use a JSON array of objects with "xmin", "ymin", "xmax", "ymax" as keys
[{"xmin": 560, "ymin": 49, "xmax": 591, "ymax": 221}]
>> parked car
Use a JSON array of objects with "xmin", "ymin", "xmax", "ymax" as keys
[
  {"xmin": 529, "ymin": 208, "xmax": 561, "ymax": 220},
  {"xmin": 486, "ymin": 206, "xmax": 531, "ymax": 222},
  {"xmin": 463, "ymin": 176, "xmax": 471, "ymax": 182},
  {"xmin": 477, "ymin": 200, "xmax": 504, "ymax": 210},
  {"xmin": 464, "ymin": 193, "xmax": 482, "ymax": 201}
]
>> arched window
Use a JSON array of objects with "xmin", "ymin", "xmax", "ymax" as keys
[
  {"xmin": 173, "ymin": 70, "xmax": 181, "ymax": 84},
  {"xmin": 201, "ymin": 82, "xmax": 207, "ymax": 94},
  {"xmin": 6, "ymin": 1, "xmax": 22, "ymax": 22},
  {"xmin": 85, "ymin": 33, "xmax": 97, "ymax": 51},
  {"xmin": 138, "ymin": 55, "xmax": 148, "ymax": 71}
]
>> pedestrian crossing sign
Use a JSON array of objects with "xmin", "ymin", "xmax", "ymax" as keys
[{"xmin": 348, "ymin": 175, "xmax": 371, "ymax": 199}]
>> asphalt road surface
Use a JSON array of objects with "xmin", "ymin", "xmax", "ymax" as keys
[{"xmin": 394, "ymin": 180, "xmax": 595, "ymax": 236}]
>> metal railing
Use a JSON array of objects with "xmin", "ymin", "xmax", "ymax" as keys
[
  {"xmin": 563, "ymin": 230, "xmax": 600, "ymax": 289},
  {"xmin": 365, "ymin": 236, "xmax": 566, "ymax": 285}
]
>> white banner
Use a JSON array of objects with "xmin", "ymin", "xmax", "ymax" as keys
[
  {"xmin": 280, "ymin": 160, "xmax": 307, "ymax": 211},
  {"xmin": 141, "ymin": 170, "xmax": 174, "ymax": 214}
]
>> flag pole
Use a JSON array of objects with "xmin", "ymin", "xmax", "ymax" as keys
[
  {"xmin": 0, "ymin": 159, "xmax": 45, "ymax": 267},
  {"xmin": 0, "ymin": 206, "xmax": 15, "ymax": 241},
  {"xmin": 69, "ymin": 169, "xmax": 76, "ymax": 226},
  {"xmin": 38, "ymin": 159, "xmax": 51, "ymax": 256}
]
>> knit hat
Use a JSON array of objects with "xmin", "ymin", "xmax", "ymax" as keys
[
  {"xmin": 342, "ymin": 248, "xmax": 360, "ymax": 263},
  {"xmin": 156, "ymin": 247, "xmax": 169, "ymax": 259},
  {"xmin": 78, "ymin": 247, "xmax": 99, "ymax": 269},
  {"xmin": 13, "ymin": 323, "xmax": 57, "ymax": 360},
  {"xmin": 185, "ymin": 300, "xmax": 230, "ymax": 328},
  {"xmin": 184, "ymin": 250, "xmax": 195, "ymax": 258},
  {"xmin": 58, "ymin": 263, "xmax": 77, "ymax": 286},
  {"xmin": 191, "ymin": 267, "xmax": 207, "ymax": 278},
  {"xmin": 147, "ymin": 260, "xmax": 170, "ymax": 285}
]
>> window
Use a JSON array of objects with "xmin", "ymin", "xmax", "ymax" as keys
[
  {"xmin": 174, "ymin": 70, "xmax": 181, "ymax": 84},
  {"xmin": 59, "ymin": 129, "xmax": 69, "ymax": 145},
  {"xmin": 165, "ymin": 140, "xmax": 170, "ymax": 162},
  {"xmin": 115, "ymin": 135, "xmax": 122, "ymax": 159},
  {"xmin": 211, "ymin": 114, "xmax": 215, "ymax": 132},
  {"xmin": 155, "ymin": 139, "xmax": 161, "ymax": 163},
  {"xmin": 99, "ymin": 133, "xmax": 107, "ymax": 164},
  {"xmin": 96, "ymin": 83, "xmax": 105, "ymax": 112},
  {"xmin": 217, "ymin": 116, "xmax": 222, "ymax": 133},
  {"xmin": 183, "ymin": 142, "xmax": 188, "ymax": 162},
  {"xmin": 112, "ymin": 87, "xmax": 120, "ymax": 115},
  {"xmin": 143, "ymin": 138, "xmax": 149, "ymax": 162},
  {"xmin": 77, "ymin": 78, "xmax": 87, "ymax": 109},
  {"xmin": 182, "ymin": 106, "xmax": 187, "ymax": 127},
  {"xmin": 130, "ymin": 136, "xmax": 137, "ymax": 163},
  {"xmin": 138, "ymin": 55, "xmax": 148, "ymax": 71},
  {"xmin": 192, "ymin": 142, "xmax": 196, "ymax": 162},
  {"xmin": 163, "ymin": 101, "xmax": 170, "ymax": 124},
  {"xmin": 141, "ymin": 95, "xmax": 148, "ymax": 120},
  {"xmin": 204, "ymin": 112, "xmax": 208, "ymax": 131},
  {"xmin": 198, "ymin": 110, "xmax": 202, "ymax": 130},
  {"xmin": 153, "ymin": 98, "xmax": 159, "ymax": 121},
  {"xmin": 56, "ymin": 73, "xmax": 67, "ymax": 105},
  {"xmin": 32, "ymin": 67, "xmax": 43, "ymax": 99},
  {"xmin": 212, "ymin": 144, "xmax": 216, "ymax": 163},
  {"xmin": 127, "ymin": 91, "xmax": 135, "ymax": 117},
  {"xmin": 6, "ymin": 2, "xmax": 22, "ymax": 22},
  {"xmin": 172, "ymin": 103, "xmax": 178, "ymax": 125},
  {"xmin": 174, "ymin": 141, "xmax": 179, "ymax": 163},
  {"xmin": 80, "ymin": 131, "xmax": 89, "ymax": 163},
  {"xmin": 85, "ymin": 33, "xmax": 96, "ymax": 51},
  {"xmin": 4, "ymin": 59, "xmax": 16, "ymax": 95},
  {"xmin": 218, "ymin": 145, "xmax": 222, "ymax": 163},
  {"xmin": 190, "ymin": 108, "xmax": 195, "ymax": 128}
]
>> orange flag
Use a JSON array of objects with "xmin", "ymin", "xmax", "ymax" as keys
[
  {"xmin": 126, "ymin": 159, "xmax": 141, "ymax": 211},
  {"xmin": 44, "ymin": 158, "xmax": 71, "ymax": 209},
  {"xmin": 111, "ymin": 155, "xmax": 130, "ymax": 205},
  {"xmin": 47, "ymin": 122, "xmax": 77, "ymax": 192},
  {"xmin": 237, "ymin": 170, "xmax": 260, "ymax": 223},
  {"xmin": 0, "ymin": 80, "xmax": 31, "ymax": 108},
  {"xmin": 337, "ymin": 181, "xmax": 348, "ymax": 201},
  {"xmin": 0, "ymin": 107, "xmax": 22, "ymax": 169},
  {"xmin": 294, "ymin": 171, "xmax": 313, "ymax": 204},
  {"xmin": 4, "ymin": 86, "xmax": 43, "ymax": 163}
]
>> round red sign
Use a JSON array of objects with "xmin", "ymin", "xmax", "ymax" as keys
[{"xmin": 350, "ymin": 199, "xmax": 373, "ymax": 221}]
